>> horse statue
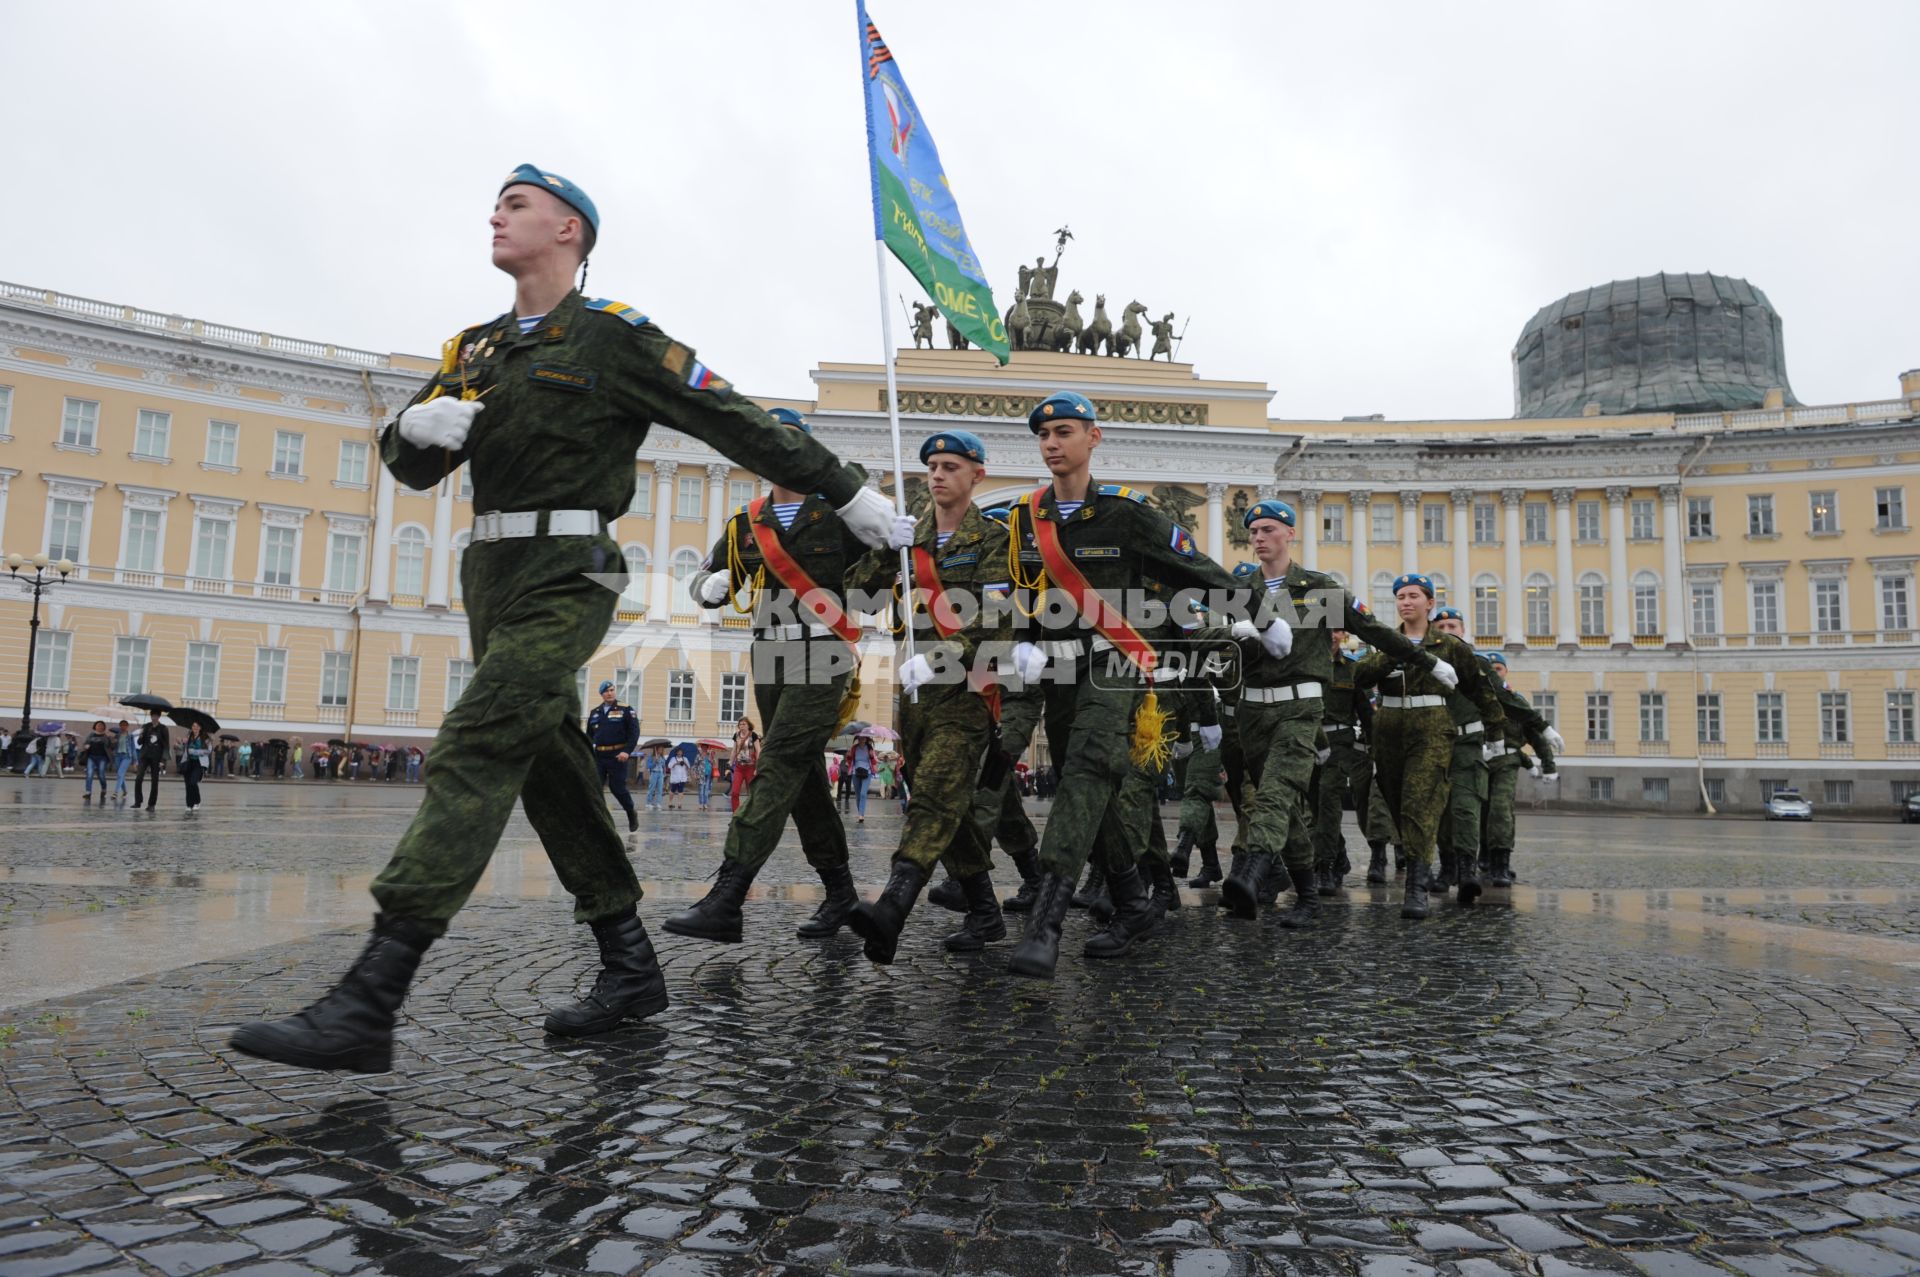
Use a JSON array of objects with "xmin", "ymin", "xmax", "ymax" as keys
[
  {"xmin": 1108, "ymin": 300, "xmax": 1149, "ymax": 358},
  {"xmin": 910, "ymin": 301, "xmax": 937, "ymax": 350},
  {"xmin": 1005, "ymin": 293, "xmax": 1032, "ymax": 352},
  {"xmin": 1078, "ymin": 294, "xmax": 1110, "ymax": 357}
]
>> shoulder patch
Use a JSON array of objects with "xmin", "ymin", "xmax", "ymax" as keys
[
  {"xmin": 1096, "ymin": 483, "xmax": 1147, "ymax": 504},
  {"xmin": 583, "ymin": 298, "xmax": 651, "ymax": 327}
]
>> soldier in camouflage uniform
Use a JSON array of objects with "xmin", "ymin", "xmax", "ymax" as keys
[
  {"xmin": 1353, "ymin": 575, "xmax": 1503, "ymax": 919},
  {"xmin": 229, "ymin": 164, "xmax": 907, "ymax": 1073},
  {"xmin": 1310, "ymin": 633, "xmax": 1377, "ymax": 894},
  {"xmin": 666, "ymin": 409, "xmax": 912, "ymax": 946},
  {"xmin": 1221, "ymin": 503, "xmax": 1451, "ymax": 926},
  {"xmin": 1178, "ymin": 562, "xmax": 1254, "ymax": 889},
  {"xmin": 1428, "ymin": 607, "xmax": 1505, "ymax": 905},
  {"xmin": 843, "ymin": 430, "xmax": 1014, "ymax": 963},
  {"xmin": 1480, "ymin": 650, "xmax": 1558, "ymax": 886}
]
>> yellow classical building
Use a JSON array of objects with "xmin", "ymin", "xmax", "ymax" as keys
[{"xmin": 1, "ymin": 278, "xmax": 1914, "ymax": 813}]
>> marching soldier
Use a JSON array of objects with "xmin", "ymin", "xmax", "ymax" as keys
[
  {"xmin": 1480, "ymin": 651, "xmax": 1559, "ymax": 886},
  {"xmin": 230, "ymin": 164, "xmax": 910, "ymax": 1072},
  {"xmin": 666, "ymin": 409, "xmax": 913, "ymax": 946},
  {"xmin": 586, "ymin": 680, "xmax": 641, "ymax": 832},
  {"xmin": 1310, "ymin": 633, "xmax": 1376, "ymax": 894},
  {"xmin": 1429, "ymin": 606, "xmax": 1504, "ymax": 904},
  {"xmin": 1184, "ymin": 562, "xmax": 1256, "ymax": 890}
]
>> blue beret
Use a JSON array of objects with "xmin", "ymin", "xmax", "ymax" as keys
[
  {"xmin": 1432, "ymin": 606, "xmax": 1464, "ymax": 623},
  {"xmin": 1392, "ymin": 572, "xmax": 1434, "ymax": 598},
  {"xmin": 598, "ymin": 680, "xmax": 615, "ymax": 693},
  {"xmin": 1243, "ymin": 499, "xmax": 1296, "ymax": 529},
  {"xmin": 500, "ymin": 163, "xmax": 600, "ymax": 236},
  {"xmin": 1231, "ymin": 562, "xmax": 1259, "ymax": 579},
  {"xmin": 919, "ymin": 430, "xmax": 986, "ymax": 464},
  {"xmin": 1028, "ymin": 390, "xmax": 1097, "ymax": 432},
  {"xmin": 1486, "ymin": 651, "xmax": 1509, "ymax": 668},
  {"xmin": 980, "ymin": 505, "xmax": 1011, "ymax": 525},
  {"xmin": 767, "ymin": 407, "xmax": 811, "ymax": 433}
]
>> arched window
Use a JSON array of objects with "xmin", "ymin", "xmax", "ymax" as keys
[
  {"xmin": 622, "ymin": 544, "xmax": 650, "ymax": 612},
  {"xmin": 1370, "ymin": 571, "xmax": 1396, "ymax": 616},
  {"xmin": 1578, "ymin": 571, "xmax": 1607, "ymax": 637},
  {"xmin": 671, "ymin": 546, "xmax": 702, "ymax": 591},
  {"xmin": 1324, "ymin": 570, "xmax": 1348, "ymax": 591},
  {"xmin": 393, "ymin": 526, "xmax": 428, "ymax": 598},
  {"xmin": 1429, "ymin": 571, "xmax": 1451, "ymax": 608},
  {"xmin": 450, "ymin": 531, "xmax": 470, "ymax": 602},
  {"xmin": 1632, "ymin": 570, "xmax": 1661, "ymax": 637},
  {"xmin": 1524, "ymin": 572, "xmax": 1553, "ymax": 638},
  {"xmin": 1472, "ymin": 572, "xmax": 1501, "ymax": 639}
]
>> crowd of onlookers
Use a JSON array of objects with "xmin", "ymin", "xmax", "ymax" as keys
[{"xmin": 3, "ymin": 724, "xmax": 430, "ymax": 793}]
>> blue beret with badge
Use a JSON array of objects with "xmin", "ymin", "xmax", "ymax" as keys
[
  {"xmin": 1231, "ymin": 561, "xmax": 1259, "ymax": 579},
  {"xmin": 980, "ymin": 505, "xmax": 1011, "ymax": 525},
  {"xmin": 767, "ymin": 407, "xmax": 811, "ymax": 433},
  {"xmin": 1028, "ymin": 390, "xmax": 1097, "ymax": 432},
  {"xmin": 1392, "ymin": 572, "xmax": 1435, "ymax": 598},
  {"xmin": 500, "ymin": 163, "xmax": 600, "ymax": 236},
  {"xmin": 1243, "ymin": 499, "xmax": 1296, "ymax": 529},
  {"xmin": 919, "ymin": 430, "xmax": 987, "ymax": 464},
  {"xmin": 598, "ymin": 680, "xmax": 615, "ymax": 694},
  {"xmin": 1433, "ymin": 605, "xmax": 1464, "ymax": 623},
  {"xmin": 1486, "ymin": 651, "xmax": 1509, "ymax": 668}
]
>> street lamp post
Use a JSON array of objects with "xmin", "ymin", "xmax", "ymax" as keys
[{"xmin": 6, "ymin": 552, "xmax": 76, "ymax": 771}]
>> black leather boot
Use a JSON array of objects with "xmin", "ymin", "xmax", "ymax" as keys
[
  {"xmin": 1429, "ymin": 850, "xmax": 1453, "ymax": 896},
  {"xmin": 846, "ymin": 860, "xmax": 929, "ymax": 964},
  {"xmin": 1084, "ymin": 864, "xmax": 1158, "ymax": 959},
  {"xmin": 1070, "ymin": 860, "xmax": 1107, "ymax": 911},
  {"xmin": 1149, "ymin": 860, "xmax": 1181, "ymax": 914},
  {"xmin": 1456, "ymin": 851, "xmax": 1483, "ymax": 906},
  {"xmin": 1171, "ymin": 829, "xmax": 1195, "ymax": 878},
  {"xmin": 943, "ymin": 871, "xmax": 1007, "ymax": 951},
  {"xmin": 1275, "ymin": 864, "xmax": 1321, "ymax": 930},
  {"xmin": 1221, "ymin": 849, "xmax": 1274, "ymax": 920},
  {"xmin": 926, "ymin": 874, "xmax": 967, "ymax": 913},
  {"xmin": 1401, "ymin": 858, "xmax": 1431, "ymax": 920},
  {"xmin": 1393, "ymin": 845, "xmax": 1407, "ymax": 876},
  {"xmin": 1188, "ymin": 843, "xmax": 1223, "ymax": 888},
  {"xmin": 1365, "ymin": 841, "xmax": 1389, "ymax": 885},
  {"xmin": 1215, "ymin": 849, "xmax": 1246, "ymax": 907},
  {"xmin": 1007, "ymin": 871, "xmax": 1074, "ymax": 980},
  {"xmin": 229, "ymin": 914, "xmax": 432, "ymax": 1074},
  {"xmin": 1000, "ymin": 847, "xmax": 1042, "ymax": 913},
  {"xmin": 1488, "ymin": 848, "xmax": 1512, "ymax": 887},
  {"xmin": 544, "ymin": 907, "xmax": 669, "ymax": 1036},
  {"xmin": 663, "ymin": 860, "xmax": 755, "ymax": 943},
  {"xmin": 1315, "ymin": 861, "xmax": 1339, "ymax": 897},
  {"xmin": 627, "ymin": 807, "xmax": 639, "ymax": 833},
  {"xmin": 796, "ymin": 861, "xmax": 859, "ymax": 939}
]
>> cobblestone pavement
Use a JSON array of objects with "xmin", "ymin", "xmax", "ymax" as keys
[{"xmin": 3, "ymin": 778, "xmax": 1919, "ymax": 1276}]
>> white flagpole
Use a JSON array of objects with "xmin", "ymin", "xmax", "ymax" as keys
[{"xmin": 873, "ymin": 239, "xmax": 919, "ymax": 701}]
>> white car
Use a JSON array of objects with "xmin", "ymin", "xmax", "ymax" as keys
[{"xmin": 1764, "ymin": 790, "xmax": 1813, "ymax": 821}]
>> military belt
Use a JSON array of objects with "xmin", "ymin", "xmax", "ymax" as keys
[
  {"xmin": 471, "ymin": 509, "xmax": 606, "ymax": 542},
  {"xmin": 594, "ymin": 744, "xmax": 625, "ymax": 752},
  {"xmin": 1219, "ymin": 704, "xmax": 1236, "ymax": 718},
  {"xmin": 1324, "ymin": 727, "xmax": 1358, "ymax": 744},
  {"xmin": 1454, "ymin": 720, "xmax": 1485, "ymax": 737},
  {"xmin": 1040, "ymin": 635, "xmax": 1115, "ymax": 661},
  {"xmin": 1484, "ymin": 741, "xmax": 1509, "ymax": 756},
  {"xmin": 758, "ymin": 622, "xmax": 837, "ymax": 641},
  {"xmin": 1380, "ymin": 694, "xmax": 1446, "ymax": 709},
  {"xmin": 1241, "ymin": 681, "xmax": 1322, "ymax": 704}
]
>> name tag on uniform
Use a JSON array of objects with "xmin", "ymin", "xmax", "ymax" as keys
[
  {"xmin": 1073, "ymin": 546, "xmax": 1120, "ymax": 559},
  {"xmin": 529, "ymin": 364, "xmax": 598, "ymax": 392},
  {"xmin": 1019, "ymin": 550, "xmax": 1045, "ymax": 564}
]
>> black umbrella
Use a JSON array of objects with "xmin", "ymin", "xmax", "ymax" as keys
[
  {"xmin": 119, "ymin": 693, "xmax": 174, "ymax": 713},
  {"xmin": 640, "ymin": 737, "xmax": 672, "ymax": 749},
  {"xmin": 166, "ymin": 706, "xmax": 221, "ymax": 736},
  {"xmin": 328, "ymin": 738, "xmax": 351, "ymax": 749},
  {"xmin": 267, "ymin": 738, "xmax": 290, "ymax": 748},
  {"xmin": 219, "ymin": 734, "xmax": 240, "ymax": 742}
]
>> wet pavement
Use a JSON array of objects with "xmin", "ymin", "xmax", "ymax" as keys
[{"xmin": 2, "ymin": 778, "xmax": 1918, "ymax": 1275}]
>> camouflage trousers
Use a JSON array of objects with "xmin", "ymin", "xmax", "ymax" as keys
[
  {"xmin": 371, "ymin": 536, "xmax": 638, "ymax": 937},
  {"xmin": 1482, "ymin": 759, "xmax": 1520, "ymax": 852},
  {"xmin": 1370, "ymin": 705, "xmax": 1453, "ymax": 869},
  {"xmin": 1311, "ymin": 739, "xmax": 1373, "ymax": 870},
  {"xmin": 1035, "ymin": 673, "xmax": 1146, "ymax": 879},
  {"xmin": 1236, "ymin": 696, "xmax": 1322, "ymax": 879},
  {"xmin": 894, "ymin": 688, "xmax": 994, "ymax": 875},
  {"xmin": 1365, "ymin": 774, "xmax": 1400, "ymax": 844},
  {"xmin": 1177, "ymin": 712, "xmax": 1249, "ymax": 853},
  {"xmin": 1438, "ymin": 737, "xmax": 1489, "ymax": 868},
  {"xmin": 723, "ymin": 643, "xmax": 852, "ymax": 874},
  {"xmin": 1097, "ymin": 755, "xmax": 1170, "ymax": 873}
]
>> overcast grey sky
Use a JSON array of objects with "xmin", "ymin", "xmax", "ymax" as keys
[{"xmin": 7, "ymin": 2, "xmax": 1915, "ymax": 420}]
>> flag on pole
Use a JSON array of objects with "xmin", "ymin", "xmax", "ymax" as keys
[{"xmin": 858, "ymin": 2, "xmax": 1008, "ymax": 363}]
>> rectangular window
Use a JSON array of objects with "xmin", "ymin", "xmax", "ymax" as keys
[
  {"xmin": 1422, "ymin": 502, "xmax": 1447, "ymax": 543},
  {"xmin": 1472, "ymin": 502, "xmax": 1496, "ymax": 544},
  {"xmin": 457, "ymin": 467, "xmax": 472, "ymax": 501},
  {"xmin": 326, "ymin": 531, "xmax": 364, "ymax": 593},
  {"xmin": 1813, "ymin": 579, "xmax": 1844, "ymax": 633},
  {"xmin": 1880, "ymin": 575, "xmax": 1912, "ymax": 631},
  {"xmin": 1696, "ymin": 692, "xmax": 1723, "ymax": 743},
  {"xmin": 1759, "ymin": 778, "xmax": 1791, "ymax": 803},
  {"xmin": 206, "ymin": 420, "xmax": 238, "ymax": 467},
  {"xmin": 667, "ymin": 669, "xmax": 695, "ymax": 722},
  {"xmin": 676, "ymin": 475, "xmax": 702, "ymax": 519},
  {"xmin": 1824, "ymin": 779, "xmax": 1853, "ymax": 805},
  {"xmin": 1755, "ymin": 692, "xmax": 1785, "ymax": 743},
  {"xmin": 1525, "ymin": 581, "xmax": 1552, "ymax": 636},
  {"xmin": 0, "ymin": 385, "xmax": 11, "ymax": 433},
  {"xmin": 720, "ymin": 672, "xmax": 748, "ymax": 724},
  {"xmin": 627, "ymin": 478, "xmax": 652, "ymax": 517},
  {"xmin": 1633, "ymin": 582, "xmax": 1660, "ymax": 636},
  {"xmin": 1750, "ymin": 580, "xmax": 1780, "ymax": 634},
  {"xmin": 1575, "ymin": 500, "xmax": 1601, "ymax": 541},
  {"xmin": 1523, "ymin": 502, "xmax": 1549, "ymax": 542},
  {"xmin": 253, "ymin": 648, "xmax": 288, "ymax": 704},
  {"xmin": 134, "ymin": 409, "xmax": 171, "ymax": 459},
  {"xmin": 47, "ymin": 498, "xmax": 86, "ymax": 562},
  {"xmin": 192, "ymin": 516, "xmax": 231, "ymax": 580},
  {"xmin": 613, "ymin": 666, "xmax": 643, "ymax": 712},
  {"xmin": 337, "ymin": 440, "xmax": 369, "ymax": 486},
  {"xmin": 1588, "ymin": 777, "xmax": 1615, "ymax": 802},
  {"xmin": 32, "ymin": 630, "xmax": 71, "ymax": 691},
  {"xmin": 60, "ymin": 397, "xmax": 99, "ymax": 447},
  {"xmin": 1747, "ymin": 493, "xmax": 1775, "ymax": 537},
  {"xmin": 184, "ymin": 643, "xmax": 220, "ymax": 701},
  {"xmin": 261, "ymin": 526, "xmax": 297, "ymax": 586},
  {"xmin": 1585, "ymin": 692, "xmax": 1611, "ymax": 742},
  {"xmin": 123, "ymin": 508, "xmax": 162, "ymax": 573},
  {"xmin": 728, "ymin": 479, "xmax": 756, "ymax": 512},
  {"xmin": 1322, "ymin": 502, "xmax": 1347, "ymax": 544},
  {"xmin": 1473, "ymin": 582, "xmax": 1500, "ymax": 636},
  {"xmin": 319, "ymin": 651, "xmax": 352, "ymax": 708},
  {"xmin": 1371, "ymin": 501, "xmax": 1395, "ymax": 543},
  {"xmin": 1630, "ymin": 499, "xmax": 1656, "ymax": 540},
  {"xmin": 1809, "ymin": 490, "xmax": 1838, "ymax": 534},
  {"xmin": 1642, "ymin": 777, "xmax": 1670, "ymax": 804},
  {"xmin": 1704, "ymin": 778, "xmax": 1727, "ymax": 806},
  {"xmin": 1639, "ymin": 692, "xmax": 1666, "ymax": 743},
  {"xmin": 1819, "ymin": 691, "xmax": 1850, "ymax": 743},
  {"xmin": 1889, "ymin": 691, "xmax": 1918, "ymax": 745},
  {"xmin": 271, "ymin": 430, "xmax": 304, "ymax": 476},
  {"xmin": 111, "ymin": 636, "xmax": 150, "ymax": 698},
  {"xmin": 1686, "ymin": 497, "xmax": 1713, "ymax": 539},
  {"xmin": 1895, "ymin": 781, "xmax": 1920, "ymax": 805},
  {"xmin": 1876, "ymin": 486, "xmax": 1908, "ymax": 530},
  {"xmin": 1578, "ymin": 580, "xmax": 1606, "ymax": 636},
  {"xmin": 1689, "ymin": 582, "xmax": 1720, "ymax": 636},
  {"xmin": 387, "ymin": 656, "xmax": 420, "ymax": 711},
  {"xmin": 575, "ymin": 668, "xmax": 591, "ymax": 712},
  {"xmin": 446, "ymin": 658, "xmax": 476, "ymax": 708},
  {"xmin": 1533, "ymin": 692, "xmax": 1556, "ymax": 728}
]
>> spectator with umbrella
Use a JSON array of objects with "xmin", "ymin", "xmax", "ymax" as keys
[
  {"xmin": 132, "ymin": 708, "xmax": 170, "ymax": 810},
  {"xmin": 81, "ymin": 720, "xmax": 113, "ymax": 802},
  {"xmin": 180, "ymin": 721, "xmax": 213, "ymax": 813}
]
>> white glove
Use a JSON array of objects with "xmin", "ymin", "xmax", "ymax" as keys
[
  {"xmin": 1316, "ymin": 747, "xmax": 1332, "ymax": 765},
  {"xmin": 1545, "ymin": 726, "xmax": 1566, "ymax": 753},
  {"xmin": 1229, "ymin": 620, "xmax": 1260, "ymax": 642},
  {"xmin": 398, "ymin": 397, "xmax": 483, "ymax": 451},
  {"xmin": 1259, "ymin": 618, "xmax": 1293, "ymax": 659},
  {"xmin": 1431, "ymin": 659, "xmax": 1459, "ymax": 690},
  {"xmin": 1010, "ymin": 642, "xmax": 1048, "ymax": 683},
  {"xmin": 693, "ymin": 571, "xmax": 732, "ymax": 606},
  {"xmin": 1196, "ymin": 724, "xmax": 1223, "ymax": 751},
  {"xmin": 899, "ymin": 653, "xmax": 935, "ymax": 695},
  {"xmin": 1173, "ymin": 741, "xmax": 1194, "ymax": 760},
  {"xmin": 1526, "ymin": 757, "xmax": 1542, "ymax": 778},
  {"xmin": 1483, "ymin": 743, "xmax": 1497, "ymax": 764},
  {"xmin": 836, "ymin": 487, "xmax": 908, "ymax": 550},
  {"xmin": 1538, "ymin": 769, "xmax": 1560, "ymax": 785}
]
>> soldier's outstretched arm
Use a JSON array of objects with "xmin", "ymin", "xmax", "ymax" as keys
[
  {"xmin": 1455, "ymin": 640, "xmax": 1506, "ymax": 732},
  {"xmin": 1132, "ymin": 504, "xmax": 1239, "ymax": 596},
  {"xmin": 1352, "ymin": 649, "xmax": 1394, "ymax": 690},
  {"xmin": 1344, "ymin": 597, "xmax": 1435, "ymax": 671}
]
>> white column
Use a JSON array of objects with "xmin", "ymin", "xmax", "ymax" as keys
[
  {"xmin": 1661, "ymin": 483, "xmax": 1688, "ymax": 647},
  {"xmin": 1606, "ymin": 485, "xmax": 1630, "ymax": 646},
  {"xmin": 1502, "ymin": 488, "xmax": 1525, "ymax": 647},
  {"xmin": 648, "ymin": 460, "xmax": 678, "ymax": 622},
  {"xmin": 1296, "ymin": 489, "xmax": 1320, "ymax": 571},
  {"xmin": 1204, "ymin": 482, "xmax": 1226, "ymax": 565},
  {"xmin": 1400, "ymin": 490, "xmax": 1420, "ymax": 574},
  {"xmin": 368, "ymin": 465, "xmax": 396, "ymax": 603},
  {"xmin": 1350, "ymin": 491, "xmax": 1371, "ymax": 602},
  {"xmin": 1552, "ymin": 487, "xmax": 1576, "ymax": 647},
  {"xmin": 702, "ymin": 462, "xmax": 731, "ymax": 625},
  {"xmin": 425, "ymin": 477, "xmax": 455, "ymax": 609},
  {"xmin": 1450, "ymin": 488, "xmax": 1472, "ymax": 618}
]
